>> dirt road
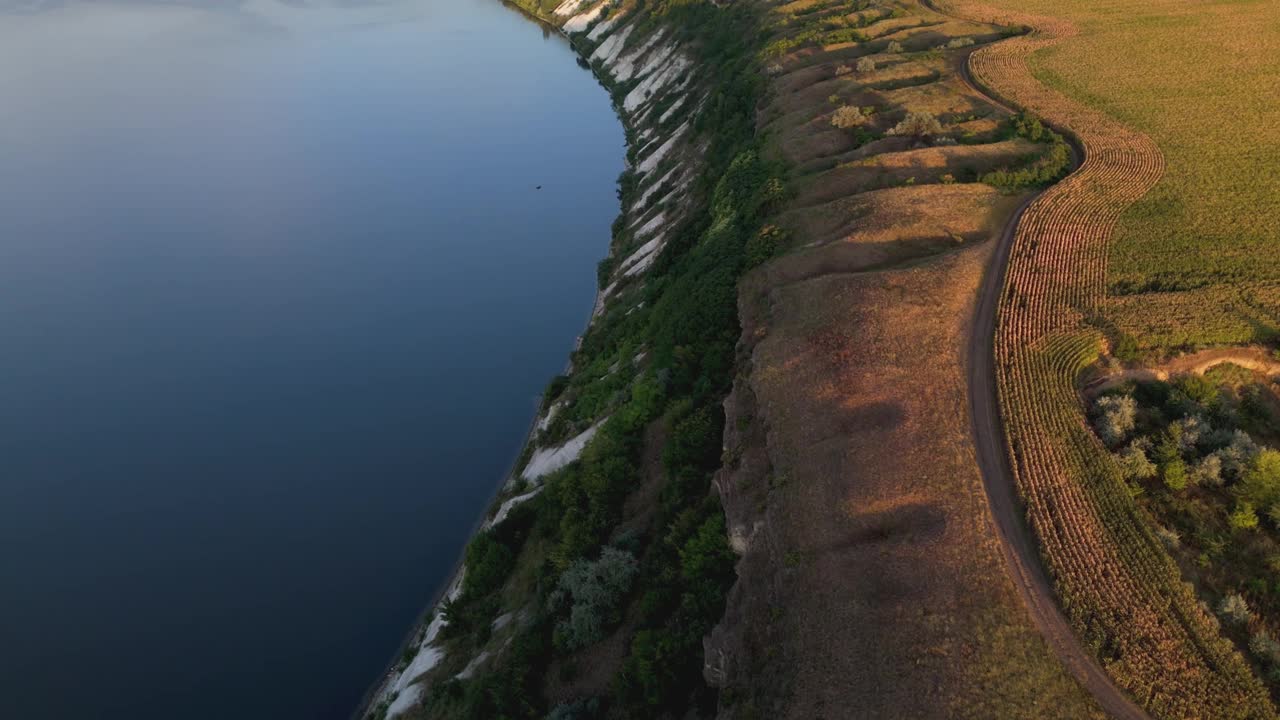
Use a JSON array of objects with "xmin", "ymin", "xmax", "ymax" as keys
[
  {"xmin": 945, "ymin": 8, "xmax": 1152, "ymax": 718},
  {"xmin": 967, "ymin": 195, "xmax": 1151, "ymax": 720}
]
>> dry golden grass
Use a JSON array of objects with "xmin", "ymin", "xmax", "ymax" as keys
[
  {"xmin": 710, "ymin": 3, "xmax": 1102, "ymax": 717},
  {"xmin": 724, "ymin": 239, "xmax": 1102, "ymax": 719},
  {"xmin": 792, "ymin": 138, "xmax": 1039, "ymax": 206}
]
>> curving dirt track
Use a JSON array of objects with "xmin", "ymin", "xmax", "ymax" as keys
[
  {"xmin": 943, "ymin": 1, "xmax": 1277, "ymax": 718},
  {"xmin": 970, "ymin": 200, "xmax": 1151, "ymax": 720}
]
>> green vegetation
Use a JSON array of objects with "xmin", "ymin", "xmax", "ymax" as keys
[
  {"xmin": 404, "ymin": 2, "xmax": 778, "ymax": 718},
  {"xmin": 985, "ymin": 0, "xmax": 1280, "ymax": 351},
  {"xmin": 980, "ymin": 112, "xmax": 1071, "ymax": 190},
  {"xmin": 1092, "ymin": 367, "xmax": 1280, "ymax": 688}
]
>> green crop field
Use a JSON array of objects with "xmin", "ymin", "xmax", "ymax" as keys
[{"xmin": 989, "ymin": 0, "xmax": 1280, "ymax": 353}]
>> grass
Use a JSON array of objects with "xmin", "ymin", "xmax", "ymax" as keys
[
  {"xmin": 985, "ymin": 0, "xmax": 1280, "ymax": 351},
  {"xmin": 712, "ymin": 1, "xmax": 1103, "ymax": 717}
]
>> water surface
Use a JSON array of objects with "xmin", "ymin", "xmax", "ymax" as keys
[{"xmin": 0, "ymin": 1, "xmax": 622, "ymax": 717}]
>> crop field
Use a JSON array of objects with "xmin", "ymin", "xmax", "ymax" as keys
[
  {"xmin": 982, "ymin": 0, "xmax": 1280, "ymax": 354},
  {"xmin": 939, "ymin": 0, "xmax": 1280, "ymax": 716}
]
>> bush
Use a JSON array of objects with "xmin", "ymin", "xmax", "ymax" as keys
[
  {"xmin": 553, "ymin": 547, "xmax": 639, "ymax": 651},
  {"xmin": 1216, "ymin": 430, "xmax": 1261, "ymax": 479},
  {"xmin": 1163, "ymin": 459, "xmax": 1188, "ymax": 491},
  {"xmin": 464, "ymin": 532, "xmax": 517, "ymax": 600},
  {"xmin": 1242, "ymin": 449, "xmax": 1280, "ymax": 508},
  {"xmin": 1251, "ymin": 631, "xmax": 1280, "ymax": 665},
  {"xmin": 745, "ymin": 224, "xmax": 787, "ymax": 267},
  {"xmin": 1117, "ymin": 440, "xmax": 1157, "ymax": 480},
  {"xmin": 1220, "ymin": 593, "xmax": 1254, "ymax": 625},
  {"xmin": 944, "ymin": 37, "xmax": 975, "ymax": 49},
  {"xmin": 1010, "ymin": 112, "xmax": 1050, "ymax": 142},
  {"xmin": 547, "ymin": 698, "xmax": 602, "ymax": 720},
  {"xmin": 1155, "ymin": 525, "xmax": 1181, "ymax": 549},
  {"xmin": 855, "ymin": 57, "xmax": 876, "ymax": 73},
  {"xmin": 1094, "ymin": 394, "xmax": 1137, "ymax": 446},
  {"xmin": 831, "ymin": 105, "xmax": 867, "ymax": 129},
  {"xmin": 1230, "ymin": 501, "xmax": 1260, "ymax": 531},
  {"xmin": 886, "ymin": 111, "xmax": 943, "ymax": 142},
  {"xmin": 1191, "ymin": 454, "xmax": 1224, "ymax": 486},
  {"xmin": 887, "ymin": 40, "xmax": 904, "ymax": 53}
]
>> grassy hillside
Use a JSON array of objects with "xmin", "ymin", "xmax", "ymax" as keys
[{"xmin": 709, "ymin": 1, "xmax": 1102, "ymax": 718}]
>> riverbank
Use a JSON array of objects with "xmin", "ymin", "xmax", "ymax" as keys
[{"xmin": 356, "ymin": 1, "xmax": 745, "ymax": 716}]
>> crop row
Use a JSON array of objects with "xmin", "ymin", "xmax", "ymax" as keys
[{"xmin": 942, "ymin": 1, "xmax": 1277, "ymax": 717}]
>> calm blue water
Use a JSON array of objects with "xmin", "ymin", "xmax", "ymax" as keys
[{"xmin": 0, "ymin": 1, "xmax": 622, "ymax": 717}]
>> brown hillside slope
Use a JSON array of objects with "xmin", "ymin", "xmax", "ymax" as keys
[{"xmin": 705, "ymin": 1, "xmax": 1101, "ymax": 717}]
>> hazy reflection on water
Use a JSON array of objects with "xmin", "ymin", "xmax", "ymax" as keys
[{"xmin": 0, "ymin": 1, "xmax": 622, "ymax": 717}]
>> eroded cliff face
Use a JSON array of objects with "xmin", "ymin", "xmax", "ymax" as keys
[{"xmin": 362, "ymin": 3, "xmax": 717, "ymax": 717}]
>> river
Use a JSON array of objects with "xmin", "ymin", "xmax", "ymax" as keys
[{"xmin": 0, "ymin": 1, "xmax": 622, "ymax": 717}]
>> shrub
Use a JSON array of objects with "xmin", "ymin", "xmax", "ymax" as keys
[
  {"xmin": 1117, "ymin": 440, "xmax": 1157, "ymax": 480},
  {"xmin": 1163, "ymin": 459, "xmax": 1188, "ymax": 491},
  {"xmin": 831, "ymin": 105, "xmax": 867, "ymax": 129},
  {"xmin": 1155, "ymin": 525, "xmax": 1181, "ymax": 549},
  {"xmin": 1252, "ymin": 631, "xmax": 1280, "ymax": 666},
  {"xmin": 887, "ymin": 40, "xmax": 904, "ymax": 53},
  {"xmin": 1191, "ymin": 454, "xmax": 1224, "ymax": 486},
  {"xmin": 1010, "ymin": 112, "xmax": 1050, "ymax": 142},
  {"xmin": 553, "ymin": 547, "xmax": 639, "ymax": 651},
  {"xmin": 833, "ymin": 64, "xmax": 852, "ymax": 77},
  {"xmin": 1176, "ymin": 415, "xmax": 1208, "ymax": 451},
  {"xmin": 1216, "ymin": 430, "xmax": 1261, "ymax": 479},
  {"xmin": 464, "ymin": 532, "xmax": 516, "ymax": 599},
  {"xmin": 1174, "ymin": 373, "xmax": 1219, "ymax": 406},
  {"xmin": 885, "ymin": 111, "xmax": 943, "ymax": 143},
  {"xmin": 548, "ymin": 698, "xmax": 602, "ymax": 720},
  {"xmin": 1230, "ymin": 501, "xmax": 1260, "ymax": 531},
  {"xmin": 855, "ymin": 57, "xmax": 876, "ymax": 73},
  {"xmin": 1220, "ymin": 593, "xmax": 1253, "ymax": 625},
  {"xmin": 944, "ymin": 37, "xmax": 975, "ymax": 49},
  {"xmin": 746, "ymin": 224, "xmax": 788, "ymax": 267},
  {"xmin": 1242, "ymin": 449, "xmax": 1280, "ymax": 508},
  {"xmin": 1094, "ymin": 394, "xmax": 1137, "ymax": 446}
]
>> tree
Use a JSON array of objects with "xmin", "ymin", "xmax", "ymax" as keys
[
  {"xmin": 1242, "ymin": 449, "xmax": 1280, "ymax": 508},
  {"xmin": 886, "ymin": 111, "xmax": 944, "ymax": 143},
  {"xmin": 1230, "ymin": 500, "xmax": 1260, "ymax": 530},
  {"xmin": 856, "ymin": 57, "xmax": 876, "ymax": 74},
  {"xmin": 831, "ymin": 105, "xmax": 867, "ymax": 130},
  {"xmin": 1252, "ymin": 631, "xmax": 1280, "ymax": 666},
  {"xmin": 1164, "ymin": 459, "xmax": 1188, "ymax": 491},
  {"xmin": 1094, "ymin": 394, "xmax": 1137, "ymax": 445},
  {"xmin": 553, "ymin": 546, "xmax": 639, "ymax": 651},
  {"xmin": 1216, "ymin": 430, "xmax": 1261, "ymax": 479},
  {"xmin": 1117, "ymin": 441, "xmax": 1157, "ymax": 480},
  {"xmin": 1176, "ymin": 415, "xmax": 1208, "ymax": 452},
  {"xmin": 1191, "ymin": 454, "xmax": 1224, "ymax": 486},
  {"xmin": 1219, "ymin": 593, "xmax": 1253, "ymax": 625}
]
